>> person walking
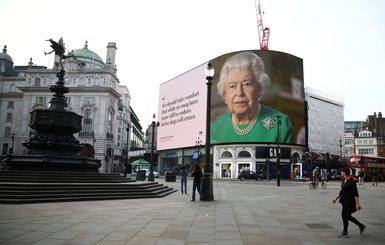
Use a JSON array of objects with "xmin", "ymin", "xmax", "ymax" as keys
[
  {"xmin": 191, "ymin": 164, "xmax": 203, "ymax": 202},
  {"xmin": 358, "ymin": 168, "xmax": 365, "ymax": 185},
  {"xmin": 180, "ymin": 166, "xmax": 188, "ymax": 194},
  {"xmin": 372, "ymin": 170, "xmax": 378, "ymax": 186},
  {"xmin": 332, "ymin": 167, "xmax": 366, "ymax": 238}
]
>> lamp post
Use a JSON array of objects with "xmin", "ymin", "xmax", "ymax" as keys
[
  {"xmin": 125, "ymin": 124, "xmax": 130, "ymax": 177},
  {"xmin": 201, "ymin": 62, "xmax": 214, "ymax": 201},
  {"xmin": 275, "ymin": 115, "xmax": 281, "ymax": 186},
  {"xmin": 148, "ymin": 113, "xmax": 159, "ymax": 182},
  {"xmin": 9, "ymin": 133, "xmax": 16, "ymax": 154}
]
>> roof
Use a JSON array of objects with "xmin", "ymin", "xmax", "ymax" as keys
[
  {"xmin": 72, "ymin": 41, "xmax": 104, "ymax": 64},
  {"xmin": 0, "ymin": 45, "xmax": 13, "ymax": 62}
]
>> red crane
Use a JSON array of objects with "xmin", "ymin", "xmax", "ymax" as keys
[{"xmin": 256, "ymin": 0, "xmax": 270, "ymax": 50}]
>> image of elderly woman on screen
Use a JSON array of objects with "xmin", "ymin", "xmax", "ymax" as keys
[{"xmin": 210, "ymin": 51, "xmax": 295, "ymax": 144}]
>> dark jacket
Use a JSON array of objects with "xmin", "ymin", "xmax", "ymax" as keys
[
  {"xmin": 358, "ymin": 170, "xmax": 365, "ymax": 178},
  {"xmin": 191, "ymin": 170, "xmax": 203, "ymax": 183},
  {"xmin": 180, "ymin": 169, "xmax": 188, "ymax": 181},
  {"xmin": 339, "ymin": 178, "xmax": 359, "ymax": 213}
]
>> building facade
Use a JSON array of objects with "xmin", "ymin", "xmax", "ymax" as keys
[
  {"xmin": 354, "ymin": 130, "xmax": 377, "ymax": 156},
  {"xmin": 0, "ymin": 42, "xmax": 144, "ymax": 173},
  {"xmin": 363, "ymin": 112, "xmax": 385, "ymax": 157}
]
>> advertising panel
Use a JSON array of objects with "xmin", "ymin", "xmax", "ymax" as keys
[
  {"xmin": 158, "ymin": 50, "xmax": 305, "ymax": 150},
  {"xmin": 157, "ymin": 64, "xmax": 207, "ymax": 151}
]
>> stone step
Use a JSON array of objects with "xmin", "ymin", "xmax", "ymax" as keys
[
  {"xmin": 0, "ymin": 190, "xmax": 177, "ymax": 204},
  {"xmin": 0, "ymin": 170, "xmax": 133, "ymax": 183},
  {"xmin": 0, "ymin": 170, "xmax": 176, "ymax": 204}
]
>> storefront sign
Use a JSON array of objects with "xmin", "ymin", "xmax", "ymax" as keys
[{"xmin": 192, "ymin": 151, "xmax": 201, "ymax": 160}]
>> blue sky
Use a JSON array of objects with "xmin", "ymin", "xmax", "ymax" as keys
[{"xmin": 2, "ymin": 0, "xmax": 384, "ymax": 126}]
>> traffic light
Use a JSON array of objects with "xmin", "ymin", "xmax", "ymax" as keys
[
  {"xmin": 313, "ymin": 154, "xmax": 317, "ymax": 161},
  {"xmin": 107, "ymin": 148, "xmax": 112, "ymax": 157}
]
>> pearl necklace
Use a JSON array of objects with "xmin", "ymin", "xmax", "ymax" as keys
[{"xmin": 231, "ymin": 107, "xmax": 261, "ymax": 136}]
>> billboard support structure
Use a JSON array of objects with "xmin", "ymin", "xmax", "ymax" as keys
[{"xmin": 276, "ymin": 115, "xmax": 281, "ymax": 186}]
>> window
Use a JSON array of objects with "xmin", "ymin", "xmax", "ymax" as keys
[
  {"xmin": 221, "ymin": 151, "xmax": 233, "ymax": 158},
  {"xmin": 79, "ymin": 77, "xmax": 85, "ymax": 86},
  {"xmin": 36, "ymin": 97, "xmax": 46, "ymax": 104},
  {"xmin": 4, "ymin": 127, "xmax": 11, "ymax": 138},
  {"xmin": 358, "ymin": 149, "xmax": 374, "ymax": 155},
  {"xmin": 369, "ymin": 140, "xmax": 373, "ymax": 145},
  {"xmin": 94, "ymin": 78, "xmax": 101, "ymax": 86},
  {"xmin": 238, "ymin": 151, "xmax": 251, "ymax": 158},
  {"xmin": 82, "ymin": 110, "xmax": 93, "ymax": 135},
  {"xmin": 107, "ymin": 111, "xmax": 113, "ymax": 137},
  {"xmin": 6, "ymin": 113, "xmax": 12, "ymax": 121},
  {"xmin": 34, "ymin": 77, "xmax": 41, "ymax": 86},
  {"xmin": 363, "ymin": 140, "xmax": 368, "ymax": 145},
  {"xmin": 2, "ymin": 143, "xmax": 8, "ymax": 155},
  {"xmin": 49, "ymin": 77, "xmax": 56, "ymax": 86},
  {"xmin": 345, "ymin": 140, "xmax": 351, "ymax": 145},
  {"xmin": 10, "ymin": 84, "xmax": 16, "ymax": 92},
  {"xmin": 84, "ymin": 97, "xmax": 94, "ymax": 104},
  {"xmin": 358, "ymin": 140, "xmax": 362, "ymax": 145},
  {"xmin": 7, "ymin": 101, "xmax": 13, "ymax": 108},
  {"xmin": 345, "ymin": 147, "xmax": 352, "ymax": 154}
]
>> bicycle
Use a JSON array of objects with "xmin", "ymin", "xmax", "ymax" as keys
[{"xmin": 309, "ymin": 181, "xmax": 327, "ymax": 189}]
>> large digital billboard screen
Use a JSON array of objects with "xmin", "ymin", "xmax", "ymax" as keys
[
  {"xmin": 158, "ymin": 64, "xmax": 207, "ymax": 151},
  {"xmin": 157, "ymin": 50, "xmax": 305, "ymax": 150}
]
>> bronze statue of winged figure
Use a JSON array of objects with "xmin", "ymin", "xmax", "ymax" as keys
[{"xmin": 44, "ymin": 37, "xmax": 74, "ymax": 69}]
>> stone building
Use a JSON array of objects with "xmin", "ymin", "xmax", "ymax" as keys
[
  {"xmin": 0, "ymin": 42, "xmax": 144, "ymax": 173},
  {"xmin": 363, "ymin": 112, "xmax": 385, "ymax": 157}
]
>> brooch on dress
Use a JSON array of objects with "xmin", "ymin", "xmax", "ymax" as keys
[{"xmin": 262, "ymin": 117, "xmax": 276, "ymax": 130}]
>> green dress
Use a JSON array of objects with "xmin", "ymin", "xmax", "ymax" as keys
[{"xmin": 210, "ymin": 105, "xmax": 295, "ymax": 144}]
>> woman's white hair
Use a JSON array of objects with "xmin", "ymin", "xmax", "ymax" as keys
[{"xmin": 217, "ymin": 51, "xmax": 270, "ymax": 100}]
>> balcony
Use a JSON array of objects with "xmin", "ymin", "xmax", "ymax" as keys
[{"xmin": 79, "ymin": 131, "xmax": 95, "ymax": 137}]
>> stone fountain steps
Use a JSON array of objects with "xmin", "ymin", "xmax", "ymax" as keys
[
  {"xmin": 0, "ymin": 170, "xmax": 133, "ymax": 183},
  {"xmin": 0, "ymin": 171, "xmax": 177, "ymax": 204}
]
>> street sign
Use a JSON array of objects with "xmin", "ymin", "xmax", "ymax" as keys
[{"xmin": 192, "ymin": 151, "xmax": 201, "ymax": 160}]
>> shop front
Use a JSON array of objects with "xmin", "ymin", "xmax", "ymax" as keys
[{"xmin": 220, "ymin": 162, "xmax": 232, "ymax": 178}]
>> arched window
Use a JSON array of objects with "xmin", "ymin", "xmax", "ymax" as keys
[
  {"xmin": 9, "ymin": 84, "xmax": 16, "ymax": 92},
  {"xmin": 49, "ymin": 77, "xmax": 56, "ymax": 86},
  {"xmin": 79, "ymin": 77, "xmax": 85, "ymax": 86},
  {"xmin": 94, "ymin": 78, "xmax": 101, "ymax": 86},
  {"xmin": 34, "ymin": 77, "xmax": 40, "ymax": 86},
  {"xmin": 237, "ymin": 150, "xmax": 251, "ymax": 158},
  {"xmin": 220, "ymin": 151, "xmax": 233, "ymax": 158}
]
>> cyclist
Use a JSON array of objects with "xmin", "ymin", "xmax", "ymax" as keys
[{"xmin": 312, "ymin": 167, "xmax": 320, "ymax": 187}]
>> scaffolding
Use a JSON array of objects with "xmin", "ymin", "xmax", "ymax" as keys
[{"xmin": 305, "ymin": 87, "xmax": 345, "ymax": 156}]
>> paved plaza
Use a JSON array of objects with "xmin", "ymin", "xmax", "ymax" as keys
[{"xmin": 0, "ymin": 178, "xmax": 384, "ymax": 245}]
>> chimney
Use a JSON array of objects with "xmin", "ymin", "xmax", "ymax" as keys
[
  {"xmin": 106, "ymin": 42, "xmax": 117, "ymax": 72},
  {"xmin": 379, "ymin": 112, "xmax": 383, "ymax": 138}
]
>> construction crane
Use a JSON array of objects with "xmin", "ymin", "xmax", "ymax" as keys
[{"xmin": 255, "ymin": 0, "xmax": 270, "ymax": 50}]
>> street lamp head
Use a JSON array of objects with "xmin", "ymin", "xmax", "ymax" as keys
[
  {"xmin": 205, "ymin": 62, "xmax": 215, "ymax": 80},
  {"xmin": 152, "ymin": 113, "xmax": 156, "ymax": 123}
]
